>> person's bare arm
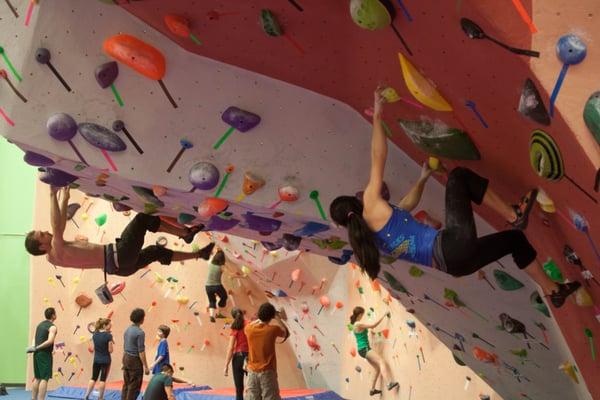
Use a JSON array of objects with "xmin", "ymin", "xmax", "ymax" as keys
[
  {"xmin": 59, "ymin": 187, "xmax": 70, "ymax": 231},
  {"xmin": 364, "ymin": 89, "xmax": 388, "ymax": 205},
  {"xmin": 172, "ymin": 376, "xmax": 192, "ymax": 384},
  {"xmin": 139, "ymin": 351, "xmax": 149, "ymax": 374},
  {"xmin": 224, "ymin": 336, "xmax": 236, "ymax": 375},
  {"xmin": 49, "ymin": 187, "xmax": 67, "ymax": 249},
  {"xmin": 398, "ymin": 163, "xmax": 433, "ymax": 212},
  {"xmin": 165, "ymin": 385, "xmax": 176, "ymax": 400},
  {"xmin": 356, "ymin": 312, "xmax": 390, "ymax": 330},
  {"xmin": 108, "ymin": 341, "xmax": 114, "ymax": 353},
  {"xmin": 35, "ymin": 326, "xmax": 57, "ymax": 350},
  {"xmin": 273, "ymin": 314, "xmax": 290, "ymax": 342}
]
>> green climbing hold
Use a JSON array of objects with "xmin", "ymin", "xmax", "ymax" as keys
[
  {"xmin": 260, "ymin": 9, "xmax": 282, "ymax": 36},
  {"xmin": 144, "ymin": 203, "xmax": 158, "ymax": 214},
  {"xmin": 443, "ymin": 288, "xmax": 466, "ymax": 307},
  {"xmin": 69, "ymin": 183, "xmax": 80, "ymax": 189},
  {"xmin": 543, "ymin": 258, "xmax": 564, "ymax": 283},
  {"xmin": 493, "ymin": 269, "xmax": 524, "ymax": 291},
  {"xmin": 409, "ymin": 265, "xmax": 424, "ymax": 277},
  {"xmin": 133, "ymin": 185, "xmax": 165, "ymax": 208},
  {"xmin": 398, "ymin": 119, "xmax": 481, "ymax": 160},
  {"xmin": 380, "ymin": 255, "xmax": 396, "ymax": 265},
  {"xmin": 583, "ymin": 91, "xmax": 600, "ymax": 145},
  {"xmin": 452, "ymin": 352, "xmax": 466, "ymax": 366},
  {"xmin": 74, "ymin": 164, "xmax": 87, "ymax": 171},
  {"xmin": 530, "ymin": 291, "xmax": 550, "ymax": 318},
  {"xmin": 178, "ymin": 213, "xmax": 195, "ymax": 224},
  {"xmin": 382, "ymin": 271, "xmax": 409, "ymax": 294},
  {"xmin": 94, "ymin": 213, "xmax": 107, "ymax": 227},
  {"xmin": 510, "ymin": 348, "xmax": 528, "ymax": 358},
  {"xmin": 349, "ymin": 0, "xmax": 391, "ymax": 31}
]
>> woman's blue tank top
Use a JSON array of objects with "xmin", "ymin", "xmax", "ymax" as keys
[{"xmin": 374, "ymin": 205, "xmax": 438, "ymax": 267}]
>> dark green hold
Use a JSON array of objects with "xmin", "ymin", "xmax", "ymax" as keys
[
  {"xmin": 382, "ymin": 271, "xmax": 410, "ymax": 294},
  {"xmin": 493, "ymin": 269, "xmax": 524, "ymax": 291},
  {"xmin": 530, "ymin": 291, "xmax": 550, "ymax": 318},
  {"xmin": 260, "ymin": 9, "xmax": 282, "ymax": 37},
  {"xmin": 583, "ymin": 91, "xmax": 600, "ymax": 145}
]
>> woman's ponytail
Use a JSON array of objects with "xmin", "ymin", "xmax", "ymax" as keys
[{"xmin": 350, "ymin": 306, "xmax": 365, "ymax": 325}]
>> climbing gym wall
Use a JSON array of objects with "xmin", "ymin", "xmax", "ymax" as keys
[
  {"xmin": 1, "ymin": 0, "xmax": 597, "ymax": 399},
  {"xmin": 27, "ymin": 182, "xmax": 306, "ymax": 390}
]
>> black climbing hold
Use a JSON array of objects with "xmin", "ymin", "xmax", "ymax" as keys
[{"xmin": 518, "ymin": 78, "xmax": 550, "ymax": 126}]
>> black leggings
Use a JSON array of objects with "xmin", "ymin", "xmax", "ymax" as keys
[
  {"xmin": 91, "ymin": 362, "xmax": 111, "ymax": 382},
  {"xmin": 206, "ymin": 285, "xmax": 228, "ymax": 308},
  {"xmin": 232, "ymin": 352, "xmax": 247, "ymax": 400},
  {"xmin": 439, "ymin": 168, "xmax": 537, "ymax": 277},
  {"xmin": 114, "ymin": 214, "xmax": 174, "ymax": 276}
]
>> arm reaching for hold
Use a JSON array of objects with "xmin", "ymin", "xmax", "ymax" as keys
[
  {"xmin": 398, "ymin": 162, "xmax": 433, "ymax": 211},
  {"xmin": 364, "ymin": 88, "xmax": 388, "ymax": 207}
]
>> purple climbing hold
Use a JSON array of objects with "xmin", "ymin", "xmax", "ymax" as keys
[
  {"xmin": 222, "ymin": 107, "xmax": 261, "ymax": 132},
  {"xmin": 66, "ymin": 203, "xmax": 81, "ymax": 219},
  {"xmin": 261, "ymin": 241, "xmax": 283, "ymax": 251},
  {"xmin": 189, "ymin": 162, "xmax": 220, "ymax": 190},
  {"xmin": 207, "ymin": 215, "xmax": 240, "ymax": 231},
  {"xmin": 242, "ymin": 212, "xmax": 282, "ymax": 234},
  {"xmin": 24, "ymin": 151, "xmax": 54, "ymax": 166},
  {"xmin": 47, "ymin": 113, "xmax": 78, "ymax": 141},
  {"xmin": 38, "ymin": 167, "xmax": 78, "ymax": 187},
  {"xmin": 113, "ymin": 202, "xmax": 132, "ymax": 212},
  {"xmin": 78, "ymin": 123, "xmax": 127, "ymax": 152},
  {"xmin": 95, "ymin": 61, "xmax": 119, "ymax": 89}
]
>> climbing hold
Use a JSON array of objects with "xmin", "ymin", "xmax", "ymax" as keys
[
  {"xmin": 75, "ymin": 294, "xmax": 92, "ymax": 308},
  {"xmin": 213, "ymin": 107, "xmax": 261, "ymax": 150},
  {"xmin": 152, "ymin": 186, "xmax": 167, "ymax": 197},
  {"xmin": 95, "ymin": 61, "xmax": 119, "ymax": 89},
  {"xmin": 382, "ymin": 271, "xmax": 411, "ymax": 295},
  {"xmin": 529, "ymin": 129, "xmax": 563, "ymax": 178},
  {"xmin": 575, "ymin": 286, "xmax": 593, "ymax": 307},
  {"xmin": 398, "ymin": 54, "xmax": 452, "ymax": 112},
  {"xmin": 94, "ymin": 213, "xmax": 107, "ymax": 227},
  {"xmin": 399, "ymin": 119, "xmax": 480, "ymax": 160},
  {"xmin": 260, "ymin": 9, "xmax": 282, "ymax": 36},
  {"xmin": 35, "ymin": 48, "xmax": 72, "ymax": 91},
  {"xmin": 549, "ymin": 34, "xmax": 587, "ymax": 116},
  {"xmin": 414, "ymin": 210, "xmax": 442, "ymax": 230},
  {"xmin": 309, "ymin": 190, "xmax": 327, "ymax": 220},
  {"xmin": 583, "ymin": 91, "xmax": 600, "ymax": 145},
  {"xmin": 559, "ymin": 362, "xmax": 579, "ymax": 384},
  {"xmin": 78, "ymin": 123, "xmax": 127, "ymax": 152},
  {"xmin": 381, "ymin": 87, "xmax": 400, "ymax": 103},
  {"xmin": 542, "ymin": 259, "xmax": 564, "ymax": 283},
  {"xmin": 177, "ymin": 213, "xmax": 196, "ymax": 225},
  {"xmin": 472, "ymin": 347, "xmax": 498, "ymax": 365},
  {"xmin": 189, "ymin": 162, "xmax": 220, "ymax": 191},
  {"xmin": 103, "ymin": 34, "xmax": 176, "ymax": 108},
  {"xmin": 164, "ymin": 14, "xmax": 203, "ymax": 45},
  {"xmin": 197, "ymin": 197, "xmax": 229, "ymax": 219},
  {"xmin": 24, "ymin": 151, "xmax": 54, "ymax": 167},
  {"xmin": 242, "ymin": 212, "xmax": 282, "ymax": 235},
  {"xmin": 535, "ymin": 187, "xmax": 555, "ymax": 213},
  {"xmin": 132, "ymin": 186, "xmax": 165, "ymax": 207},
  {"xmin": 113, "ymin": 202, "xmax": 132, "ymax": 212},
  {"xmin": 236, "ymin": 172, "xmax": 265, "ymax": 202},
  {"xmin": 349, "ymin": 0, "xmax": 390, "ymax": 30},
  {"xmin": 47, "ymin": 113, "xmax": 88, "ymax": 165},
  {"xmin": 518, "ymin": 79, "xmax": 550, "ymax": 126},
  {"xmin": 144, "ymin": 203, "xmax": 158, "ymax": 214},
  {"xmin": 409, "ymin": 265, "xmax": 424, "ymax": 277},
  {"xmin": 493, "ymin": 269, "xmax": 524, "ymax": 291},
  {"xmin": 281, "ymin": 233, "xmax": 302, "ymax": 251},
  {"xmin": 270, "ymin": 185, "xmax": 300, "ymax": 208},
  {"xmin": 215, "ymin": 165, "xmax": 235, "ymax": 198},
  {"xmin": 38, "ymin": 168, "xmax": 78, "ymax": 187},
  {"xmin": 113, "ymin": 120, "xmax": 142, "ymax": 154},
  {"xmin": 460, "ymin": 18, "xmax": 539, "ymax": 58}
]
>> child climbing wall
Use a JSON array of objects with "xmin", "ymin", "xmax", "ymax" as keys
[{"xmin": 26, "ymin": 182, "xmax": 306, "ymax": 391}]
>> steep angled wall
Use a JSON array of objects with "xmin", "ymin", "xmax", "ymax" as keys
[{"xmin": 0, "ymin": 1, "xmax": 596, "ymax": 399}]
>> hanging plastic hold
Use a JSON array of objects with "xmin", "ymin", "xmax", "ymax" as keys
[{"xmin": 156, "ymin": 236, "xmax": 168, "ymax": 247}]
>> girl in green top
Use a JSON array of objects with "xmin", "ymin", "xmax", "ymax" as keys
[
  {"xmin": 206, "ymin": 249, "xmax": 228, "ymax": 323},
  {"xmin": 350, "ymin": 306, "xmax": 399, "ymax": 396}
]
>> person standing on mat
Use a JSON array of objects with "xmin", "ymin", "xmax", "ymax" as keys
[
  {"xmin": 350, "ymin": 307, "xmax": 398, "ymax": 396},
  {"xmin": 224, "ymin": 308, "xmax": 249, "ymax": 400},
  {"xmin": 245, "ymin": 303, "xmax": 290, "ymax": 400},
  {"xmin": 122, "ymin": 308, "xmax": 149, "ymax": 400},
  {"xmin": 329, "ymin": 88, "xmax": 580, "ymax": 309},
  {"xmin": 24, "ymin": 186, "xmax": 215, "ymax": 277},
  {"xmin": 27, "ymin": 308, "xmax": 57, "ymax": 400},
  {"xmin": 205, "ymin": 248, "xmax": 229, "ymax": 323},
  {"xmin": 84, "ymin": 318, "xmax": 114, "ymax": 400},
  {"xmin": 150, "ymin": 325, "xmax": 171, "ymax": 375}
]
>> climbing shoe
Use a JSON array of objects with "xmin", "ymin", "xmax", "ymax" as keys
[
  {"xmin": 510, "ymin": 189, "xmax": 538, "ymax": 230},
  {"xmin": 183, "ymin": 224, "xmax": 205, "ymax": 244},
  {"xmin": 387, "ymin": 382, "xmax": 399, "ymax": 391},
  {"xmin": 210, "ymin": 316, "xmax": 216, "ymax": 323},
  {"xmin": 216, "ymin": 313, "xmax": 227, "ymax": 319},
  {"xmin": 369, "ymin": 389, "xmax": 382, "ymax": 396},
  {"xmin": 197, "ymin": 242, "xmax": 216, "ymax": 260},
  {"xmin": 549, "ymin": 281, "xmax": 581, "ymax": 308}
]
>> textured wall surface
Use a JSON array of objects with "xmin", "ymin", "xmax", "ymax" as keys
[{"xmin": 2, "ymin": 0, "xmax": 598, "ymax": 399}]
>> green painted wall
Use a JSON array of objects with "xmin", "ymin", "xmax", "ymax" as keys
[{"xmin": 0, "ymin": 140, "xmax": 35, "ymax": 384}]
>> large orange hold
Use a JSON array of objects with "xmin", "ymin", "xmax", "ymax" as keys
[
  {"xmin": 164, "ymin": 14, "xmax": 191, "ymax": 37},
  {"xmin": 103, "ymin": 34, "xmax": 166, "ymax": 81}
]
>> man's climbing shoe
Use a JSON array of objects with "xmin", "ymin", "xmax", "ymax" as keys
[
  {"xmin": 216, "ymin": 313, "xmax": 227, "ymax": 319},
  {"xmin": 183, "ymin": 224, "xmax": 205, "ymax": 244},
  {"xmin": 387, "ymin": 382, "xmax": 399, "ymax": 391},
  {"xmin": 369, "ymin": 389, "xmax": 382, "ymax": 396},
  {"xmin": 210, "ymin": 316, "xmax": 216, "ymax": 323},
  {"xmin": 510, "ymin": 189, "xmax": 538, "ymax": 230},
  {"xmin": 549, "ymin": 281, "xmax": 582, "ymax": 308},
  {"xmin": 197, "ymin": 242, "xmax": 216, "ymax": 260}
]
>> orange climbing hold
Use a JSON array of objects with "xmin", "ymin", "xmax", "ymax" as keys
[
  {"xmin": 472, "ymin": 346, "xmax": 499, "ymax": 365},
  {"xmin": 164, "ymin": 15, "xmax": 191, "ymax": 37},
  {"xmin": 103, "ymin": 34, "xmax": 166, "ymax": 80}
]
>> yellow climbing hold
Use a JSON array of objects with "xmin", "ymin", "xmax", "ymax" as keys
[
  {"xmin": 382, "ymin": 87, "xmax": 400, "ymax": 103},
  {"xmin": 398, "ymin": 53, "xmax": 452, "ymax": 112},
  {"xmin": 575, "ymin": 286, "xmax": 593, "ymax": 307},
  {"xmin": 559, "ymin": 362, "xmax": 579, "ymax": 384},
  {"xmin": 428, "ymin": 157, "xmax": 440, "ymax": 171},
  {"xmin": 536, "ymin": 187, "xmax": 555, "ymax": 213}
]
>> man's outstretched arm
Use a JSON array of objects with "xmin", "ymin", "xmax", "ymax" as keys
[{"xmin": 50, "ymin": 187, "xmax": 68, "ymax": 246}]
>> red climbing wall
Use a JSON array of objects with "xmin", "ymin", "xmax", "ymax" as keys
[{"xmin": 121, "ymin": 1, "xmax": 600, "ymax": 397}]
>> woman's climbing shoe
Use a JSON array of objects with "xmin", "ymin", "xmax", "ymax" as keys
[
  {"xmin": 369, "ymin": 389, "xmax": 382, "ymax": 396},
  {"xmin": 196, "ymin": 242, "xmax": 216, "ymax": 260},
  {"xmin": 549, "ymin": 281, "xmax": 582, "ymax": 308},
  {"xmin": 387, "ymin": 382, "xmax": 399, "ymax": 391},
  {"xmin": 182, "ymin": 224, "xmax": 205, "ymax": 244},
  {"xmin": 510, "ymin": 189, "xmax": 538, "ymax": 230}
]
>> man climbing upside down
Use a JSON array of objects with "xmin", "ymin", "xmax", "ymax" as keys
[{"xmin": 25, "ymin": 186, "xmax": 215, "ymax": 276}]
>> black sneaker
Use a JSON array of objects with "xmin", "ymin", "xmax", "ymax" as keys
[
  {"xmin": 210, "ymin": 316, "xmax": 216, "ymax": 323},
  {"xmin": 387, "ymin": 382, "xmax": 399, "ymax": 391},
  {"xmin": 510, "ymin": 189, "xmax": 538, "ymax": 230},
  {"xmin": 549, "ymin": 281, "xmax": 581, "ymax": 308},
  {"xmin": 369, "ymin": 389, "xmax": 382, "ymax": 396},
  {"xmin": 197, "ymin": 242, "xmax": 216, "ymax": 260},
  {"xmin": 182, "ymin": 224, "xmax": 205, "ymax": 244},
  {"xmin": 0, "ymin": 385, "xmax": 7, "ymax": 396}
]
